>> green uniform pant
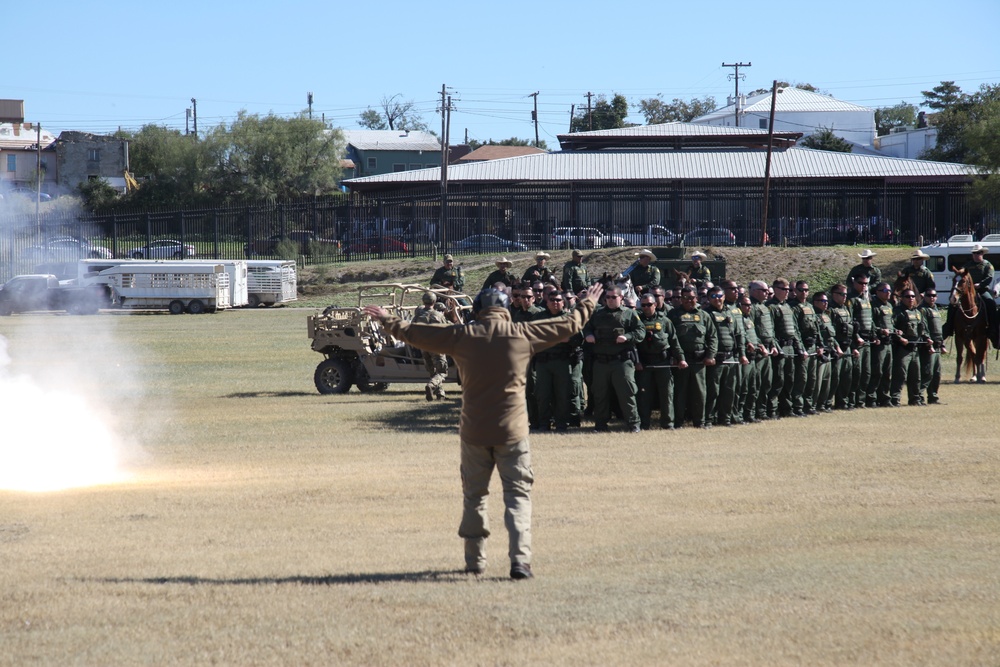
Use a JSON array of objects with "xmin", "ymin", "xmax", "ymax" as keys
[
  {"xmin": 831, "ymin": 354, "xmax": 852, "ymax": 408},
  {"xmin": 792, "ymin": 350, "xmax": 817, "ymax": 413},
  {"xmin": 592, "ymin": 359, "xmax": 639, "ymax": 428},
  {"xmin": 740, "ymin": 356, "xmax": 765, "ymax": 421},
  {"xmin": 534, "ymin": 358, "xmax": 573, "ymax": 429},
  {"xmin": 569, "ymin": 360, "xmax": 584, "ymax": 426},
  {"xmin": 673, "ymin": 365, "xmax": 707, "ymax": 427},
  {"xmin": 753, "ymin": 353, "xmax": 773, "ymax": 419},
  {"xmin": 890, "ymin": 346, "xmax": 921, "ymax": 405},
  {"xmin": 851, "ymin": 344, "xmax": 871, "ymax": 407},
  {"xmin": 868, "ymin": 343, "xmax": 893, "ymax": 406},
  {"xmin": 920, "ymin": 349, "xmax": 941, "ymax": 402},
  {"xmin": 769, "ymin": 347, "xmax": 796, "ymax": 416},
  {"xmin": 813, "ymin": 358, "xmax": 832, "ymax": 410},
  {"xmin": 637, "ymin": 366, "xmax": 674, "ymax": 428},
  {"xmin": 459, "ymin": 437, "xmax": 533, "ymax": 570},
  {"xmin": 706, "ymin": 359, "xmax": 739, "ymax": 425}
]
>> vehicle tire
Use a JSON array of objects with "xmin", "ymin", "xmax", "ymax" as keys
[
  {"xmin": 357, "ymin": 381, "xmax": 389, "ymax": 393},
  {"xmin": 314, "ymin": 358, "xmax": 354, "ymax": 394},
  {"xmin": 169, "ymin": 300, "xmax": 185, "ymax": 315},
  {"xmin": 247, "ymin": 294, "xmax": 261, "ymax": 308},
  {"xmin": 132, "ymin": 251, "xmax": 144, "ymax": 259},
  {"xmin": 187, "ymin": 299, "xmax": 206, "ymax": 314}
]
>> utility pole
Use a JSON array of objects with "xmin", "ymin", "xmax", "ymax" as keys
[
  {"xmin": 569, "ymin": 104, "xmax": 575, "ymax": 133},
  {"xmin": 190, "ymin": 98, "xmax": 198, "ymax": 139},
  {"xmin": 722, "ymin": 61, "xmax": 751, "ymax": 127},
  {"xmin": 529, "ymin": 91, "xmax": 539, "ymax": 145},
  {"xmin": 35, "ymin": 123, "xmax": 41, "ymax": 232},
  {"xmin": 761, "ymin": 80, "xmax": 779, "ymax": 247},
  {"xmin": 185, "ymin": 107, "xmax": 191, "ymax": 135},
  {"xmin": 307, "ymin": 92, "xmax": 314, "ymax": 119},
  {"xmin": 439, "ymin": 84, "xmax": 451, "ymax": 248},
  {"xmin": 586, "ymin": 92, "xmax": 594, "ymax": 131}
]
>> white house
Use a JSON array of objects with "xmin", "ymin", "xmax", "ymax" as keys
[
  {"xmin": 691, "ymin": 87, "xmax": 876, "ymax": 149},
  {"xmin": 876, "ymin": 126, "xmax": 938, "ymax": 160}
]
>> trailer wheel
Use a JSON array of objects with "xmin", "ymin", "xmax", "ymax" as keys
[
  {"xmin": 187, "ymin": 300, "xmax": 206, "ymax": 314},
  {"xmin": 247, "ymin": 294, "xmax": 261, "ymax": 308},
  {"xmin": 169, "ymin": 300, "xmax": 185, "ymax": 315},
  {"xmin": 315, "ymin": 358, "xmax": 353, "ymax": 394}
]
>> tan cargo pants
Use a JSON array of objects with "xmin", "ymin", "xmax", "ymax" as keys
[{"xmin": 458, "ymin": 437, "xmax": 533, "ymax": 571}]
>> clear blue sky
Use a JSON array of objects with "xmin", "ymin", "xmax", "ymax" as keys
[{"xmin": 8, "ymin": 0, "xmax": 999, "ymax": 146}]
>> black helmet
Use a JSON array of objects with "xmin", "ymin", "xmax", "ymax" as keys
[{"xmin": 473, "ymin": 288, "xmax": 510, "ymax": 313}]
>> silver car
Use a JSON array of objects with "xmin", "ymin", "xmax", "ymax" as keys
[{"xmin": 130, "ymin": 239, "xmax": 197, "ymax": 259}]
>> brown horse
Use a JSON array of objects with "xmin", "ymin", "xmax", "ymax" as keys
[
  {"xmin": 950, "ymin": 268, "xmax": 989, "ymax": 383},
  {"xmin": 892, "ymin": 273, "xmax": 917, "ymax": 305}
]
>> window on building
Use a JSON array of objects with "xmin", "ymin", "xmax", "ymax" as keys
[
  {"xmin": 409, "ymin": 163, "xmax": 421, "ymax": 170},
  {"xmin": 759, "ymin": 119, "xmax": 769, "ymax": 130},
  {"xmin": 393, "ymin": 163, "xmax": 406, "ymax": 172},
  {"xmin": 367, "ymin": 157, "xmax": 377, "ymax": 170},
  {"xmin": 88, "ymin": 148, "xmax": 101, "ymax": 161},
  {"xmin": 6, "ymin": 154, "xmax": 15, "ymax": 172}
]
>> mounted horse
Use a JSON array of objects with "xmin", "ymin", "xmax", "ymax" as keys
[
  {"xmin": 892, "ymin": 273, "xmax": 917, "ymax": 305},
  {"xmin": 598, "ymin": 272, "xmax": 639, "ymax": 307},
  {"xmin": 949, "ymin": 268, "xmax": 989, "ymax": 383}
]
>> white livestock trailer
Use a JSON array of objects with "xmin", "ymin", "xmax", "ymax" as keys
[
  {"xmin": 97, "ymin": 263, "xmax": 231, "ymax": 314},
  {"xmin": 246, "ymin": 260, "xmax": 298, "ymax": 306},
  {"xmin": 77, "ymin": 259, "xmax": 248, "ymax": 308}
]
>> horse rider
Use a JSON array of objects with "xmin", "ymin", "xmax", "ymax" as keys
[
  {"xmin": 961, "ymin": 243, "xmax": 998, "ymax": 346},
  {"xmin": 898, "ymin": 250, "xmax": 936, "ymax": 296},
  {"xmin": 482, "ymin": 257, "xmax": 517, "ymax": 291},
  {"xmin": 522, "ymin": 252, "xmax": 554, "ymax": 284},
  {"xmin": 628, "ymin": 249, "xmax": 661, "ymax": 295},
  {"xmin": 846, "ymin": 249, "xmax": 882, "ymax": 287},
  {"xmin": 685, "ymin": 251, "xmax": 712, "ymax": 287}
]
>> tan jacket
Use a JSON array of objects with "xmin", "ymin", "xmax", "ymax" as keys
[{"xmin": 380, "ymin": 299, "xmax": 596, "ymax": 446}]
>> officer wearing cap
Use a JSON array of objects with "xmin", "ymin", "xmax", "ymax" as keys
[
  {"xmin": 562, "ymin": 249, "xmax": 590, "ymax": 293},
  {"xmin": 628, "ymin": 249, "xmax": 661, "ymax": 295},
  {"xmin": 522, "ymin": 252, "xmax": 554, "ymax": 284},
  {"xmin": 846, "ymin": 249, "xmax": 882, "ymax": 287},
  {"xmin": 411, "ymin": 291, "xmax": 450, "ymax": 400},
  {"xmin": 431, "ymin": 254, "xmax": 464, "ymax": 292},
  {"xmin": 482, "ymin": 257, "xmax": 517, "ymax": 291}
]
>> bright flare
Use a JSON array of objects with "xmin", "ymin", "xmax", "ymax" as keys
[{"xmin": 0, "ymin": 373, "xmax": 130, "ymax": 492}]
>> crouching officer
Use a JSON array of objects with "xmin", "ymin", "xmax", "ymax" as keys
[
  {"xmin": 636, "ymin": 294, "xmax": 685, "ymax": 430},
  {"xmin": 584, "ymin": 286, "xmax": 645, "ymax": 432},
  {"xmin": 668, "ymin": 285, "xmax": 719, "ymax": 428}
]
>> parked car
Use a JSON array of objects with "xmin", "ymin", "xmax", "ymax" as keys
[
  {"xmin": 22, "ymin": 236, "xmax": 113, "ymax": 261},
  {"xmin": 682, "ymin": 227, "xmax": 737, "ymax": 247},
  {"xmin": 345, "ymin": 237, "xmax": 409, "ymax": 254},
  {"xmin": 7, "ymin": 188, "xmax": 52, "ymax": 202},
  {"xmin": 244, "ymin": 230, "xmax": 341, "ymax": 257},
  {"xmin": 452, "ymin": 234, "xmax": 528, "ymax": 253},
  {"xmin": 130, "ymin": 239, "xmax": 196, "ymax": 259}
]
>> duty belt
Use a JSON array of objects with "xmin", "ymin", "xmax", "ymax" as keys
[{"xmin": 594, "ymin": 351, "xmax": 632, "ymax": 363}]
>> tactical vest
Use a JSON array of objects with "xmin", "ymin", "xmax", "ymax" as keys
[
  {"xmin": 794, "ymin": 302, "xmax": 820, "ymax": 349},
  {"xmin": 816, "ymin": 312, "xmax": 836, "ymax": 347},
  {"xmin": 850, "ymin": 298, "xmax": 874, "ymax": 338},
  {"xmin": 828, "ymin": 305, "xmax": 854, "ymax": 345},
  {"xmin": 871, "ymin": 300, "xmax": 895, "ymax": 338},
  {"xmin": 894, "ymin": 306, "xmax": 924, "ymax": 341},
  {"xmin": 587, "ymin": 306, "xmax": 641, "ymax": 355},
  {"xmin": 742, "ymin": 316, "xmax": 761, "ymax": 347},
  {"xmin": 710, "ymin": 306, "xmax": 737, "ymax": 353},
  {"xmin": 669, "ymin": 307, "xmax": 714, "ymax": 358},
  {"xmin": 750, "ymin": 301, "xmax": 777, "ymax": 345},
  {"xmin": 920, "ymin": 304, "xmax": 944, "ymax": 341},
  {"xmin": 768, "ymin": 300, "xmax": 800, "ymax": 344},
  {"xmin": 638, "ymin": 312, "xmax": 674, "ymax": 356}
]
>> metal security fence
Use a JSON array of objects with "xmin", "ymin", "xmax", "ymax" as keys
[{"xmin": 0, "ymin": 183, "xmax": 994, "ymax": 282}]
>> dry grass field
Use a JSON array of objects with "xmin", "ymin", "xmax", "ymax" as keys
[{"xmin": 1, "ymin": 306, "xmax": 998, "ymax": 666}]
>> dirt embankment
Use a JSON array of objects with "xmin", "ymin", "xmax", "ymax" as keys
[{"xmin": 296, "ymin": 245, "xmax": 919, "ymax": 306}]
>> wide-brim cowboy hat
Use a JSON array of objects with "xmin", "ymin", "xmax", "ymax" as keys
[
  {"xmin": 495, "ymin": 257, "xmax": 513, "ymax": 267},
  {"xmin": 691, "ymin": 251, "xmax": 708, "ymax": 260},
  {"xmin": 858, "ymin": 249, "xmax": 876, "ymax": 258},
  {"xmin": 971, "ymin": 244, "xmax": 989, "ymax": 254},
  {"xmin": 910, "ymin": 250, "xmax": 930, "ymax": 260},
  {"xmin": 535, "ymin": 252, "xmax": 551, "ymax": 260},
  {"xmin": 634, "ymin": 249, "xmax": 655, "ymax": 260}
]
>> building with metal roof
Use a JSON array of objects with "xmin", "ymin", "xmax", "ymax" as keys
[
  {"xmin": 341, "ymin": 122, "xmax": 983, "ymax": 247},
  {"xmin": 337, "ymin": 130, "xmax": 442, "ymax": 182},
  {"xmin": 691, "ymin": 86, "xmax": 877, "ymax": 149}
]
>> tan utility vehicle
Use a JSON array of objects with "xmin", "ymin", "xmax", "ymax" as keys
[{"xmin": 308, "ymin": 283, "xmax": 471, "ymax": 394}]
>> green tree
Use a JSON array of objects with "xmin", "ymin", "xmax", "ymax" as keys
[
  {"xmin": 117, "ymin": 124, "xmax": 211, "ymax": 208},
  {"xmin": 800, "ymin": 127, "xmax": 853, "ymax": 153},
  {"xmin": 747, "ymin": 82, "xmax": 821, "ymax": 96},
  {"xmin": 920, "ymin": 81, "xmax": 966, "ymax": 111},
  {"xmin": 964, "ymin": 95, "xmax": 1000, "ymax": 210},
  {"xmin": 921, "ymin": 83, "xmax": 1000, "ymax": 165},
  {"xmin": 874, "ymin": 101, "xmax": 918, "ymax": 136},
  {"xmin": 76, "ymin": 178, "xmax": 121, "ymax": 213},
  {"xmin": 636, "ymin": 95, "xmax": 716, "ymax": 124},
  {"xmin": 358, "ymin": 94, "xmax": 429, "ymax": 132},
  {"xmin": 204, "ymin": 110, "xmax": 344, "ymax": 201},
  {"xmin": 569, "ymin": 93, "xmax": 632, "ymax": 133}
]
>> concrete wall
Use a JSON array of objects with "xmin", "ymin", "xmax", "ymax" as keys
[{"xmin": 53, "ymin": 131, "xmax": 128, "ymax": 195}]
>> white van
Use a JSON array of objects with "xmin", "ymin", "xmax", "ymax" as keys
[{"xmin": 919, "ymin": 234, "xmax": 1000, "ymax": 297}]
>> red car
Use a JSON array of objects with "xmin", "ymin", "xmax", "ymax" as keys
[{"xmin": 346, "ymin": 237, "xmax": 408, "ymax": 254}]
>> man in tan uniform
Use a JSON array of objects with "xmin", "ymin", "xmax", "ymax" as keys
[{"xmin": 363, "ymin": 282, "xmax": 604, "ymax": 580}]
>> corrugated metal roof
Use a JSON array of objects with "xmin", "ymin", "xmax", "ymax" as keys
[
  {"xmin": 458, "ymin": 145, "xmax": 547, "ymax": 161},
  {"xmin": 693, "ymin": 87, "xmax": 872, "ymax": 123},
  {"xmin": 339, "ymin": 129, "xmax": 441, "ymax": 152},
  {"xmin": 564, "ymin": 122, "xmax": 776, "ymax": 138},
  {"xmin": 344, "ymin": 147, "xmax": 974, "ymax": 189}
]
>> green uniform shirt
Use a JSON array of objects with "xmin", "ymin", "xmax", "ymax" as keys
[
  {"xmin": 708, "ymin": 304, "xmax": 743, "ymax": 355},
  {"xmin": 584, "ymin": 305, "xmax": 645, "ymax": 355},
  {"xmin": 431, "ymin": 265, "xmax": 464, "ymax": 291},
  {"xmin": 562, "ymin": 261, "xmax": 590, "ymax": 293},
  {"xmin": 668, "ymin": 306, "xmax": 719, "ymax": 361},
  {"xmin": 482, "ymin": 269, "xmax": 516, "ymax": 291},
  {"xmin": 963, "ymin": 259, "xmax": 994, "ymax": 293},
  {"xmin": 846, "ymin": 263, "xmax": 882, "ymax": 288},
  {"xmin": 749, "ymin": 299, "xmax": 777, "ymax": 347},
  {"xmin": 638, "ymin": 310, "xmax": 684, "ymax": 364},
  {"xmin": 900, "ymin": 264, "xmax": 936, "ymax": 294},
  {"xmin": 919, "ymin": 303, "xmax": 944, "ymax": 343},
  {"xmin": 522, "ymin": 265, "xmax": 554, "ymax": 284},
  {"xmin": 629, "ymin": 263, "xmax": 661, "ymax": 292},
  {"xmin": 892, "ymin": 304, "xmax": 925, "ymax": 343}
]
